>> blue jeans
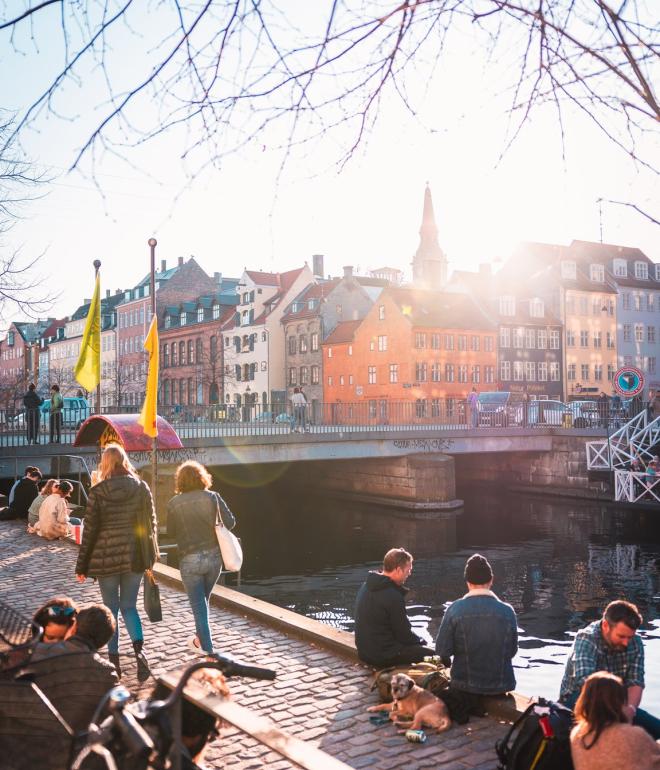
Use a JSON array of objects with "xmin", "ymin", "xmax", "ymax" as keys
[
  {"xmin": 180, "ymin": 548, "xmax": 222, "ymax": 653},
  {"xmin": 97, "ymin": 571, "xmax": 144, "ymax": 654}
]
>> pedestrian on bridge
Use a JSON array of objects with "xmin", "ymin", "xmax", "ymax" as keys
[{"xmin": 23, "ymin": 383, "xmax": 44, "ymax": 444}]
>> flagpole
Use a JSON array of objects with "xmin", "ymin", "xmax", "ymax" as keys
[
  {"xmin": 148, "ymin": 238, "xmax": 157, "ymax": 502},
  {"xmin": 93, "ymin": 260, "xmax": 101, "ymax": 414}
]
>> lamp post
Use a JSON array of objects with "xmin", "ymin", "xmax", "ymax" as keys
[{"xmin": 148, "ymin": 238, "xmax": 157, "ymax": 499}]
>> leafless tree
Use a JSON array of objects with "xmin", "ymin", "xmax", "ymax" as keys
[
  {"xmin": 0, "ymin": 370, "xmax": 27, "ymax": 418},
  {"xmin": 1, "ymin": 2, "xmax": 657, "ymax": 220},
  {"xmin": 0, "ymin": 117, "xmax": 55, "ymax": 321}
]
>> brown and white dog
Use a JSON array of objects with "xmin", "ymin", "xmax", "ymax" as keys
[{"xmin": 367, "ymin": 673, "xmax": 451, "ymax": 732}]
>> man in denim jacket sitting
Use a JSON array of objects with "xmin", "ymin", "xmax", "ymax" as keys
[{"xmin": 435, "ymin": 554, "xmax": 517, "ymax": 713}]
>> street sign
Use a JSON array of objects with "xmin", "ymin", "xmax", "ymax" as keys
[{"xmin": 613, "ymin": 366, "xmax": 645, "ymax": 397}]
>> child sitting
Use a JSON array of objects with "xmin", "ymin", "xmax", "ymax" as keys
[{"xmin": 36, "ymin": 481, "xmax": 80, "ymax": 540}]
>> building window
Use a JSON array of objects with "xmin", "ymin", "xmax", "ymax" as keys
[
  {"xmin": 471, "ymin": 365, "xmax": 480, "ymax": 383},
  {"xmin": 471, "ymin": 335, "xmax": 480, "ymax": 352},
  {"xmin": 311, "ymin": 365, "xmax": 320, "ymax": 384},
  {"xmin": 289, "ymin": 368, "xmax": 297, "ymax": 385},
  {"xmin": 212, "ymin": 303, "xmax": 220, "ymax": 320},
  {"xmin": 512, "ymin": 328, "xmax": 524, "ymax": 348},
  {"xmin": 566, "ymin": 330, "xmax": 575, "ymax": 347},
  {"xmin": 458, "ymin": 335, "xmax": 467, "ymax": 351},
  {"xmin": 431, "ymin": 363, "xmax": 441, "ymax": 382},
  {"xmin": 327, "ymin": 347, "xmax": 332, "ymax": 358},
  {"xmin": 196, "ymin": 308, "xmax": 204, "ymax": 323},
  {"xmin": 415, "ymin": 399, "xmax": 428, "ymax": 418},
  {"xmin": 164, "ymin": 315, "xmax": 171, "ymax": 329},
  {"xmin": 613, "ymin": 259, "xmax": 627, "ymax": 277},
  {"xmin": 378, "ymin": 335, "xmax": 387, "ymax": 351},
  {"xmin": 607, "ymin": 332, "xmax": 615, "ymax": 348},
  {"xmin": 624, "ymin": 355, "xmax": 633, "ymax": 367},
  {"xmin": 634, "ymin": 294, "xmax": 643, "ymax": 311},
  {"xmin": 550, "ymin": 362, "xmax": 560, "ymax": 381},
  {"xmin": 261, "ymin": 361, "xmax": 267, "ymax": 371},
  {"xmin": 593, "ymin": 331, "xmax": 602, "ymax": 348},
  {"xmin": 379, "ymin": 305, "xmax": 385, "ymax": 320},
  {"xmin": 648, "ymin": 294, "xmax": 655, "ymax": 312},
  {"xmin": 579, "ymin": 297, "xmax": 589, "ymax": 315},
  {"xmin": 537, "ymin": 329, "xmax": 547, "ymax": 349},
  {"xmin": 594, "ymin": 364, "xmax": 603, "ymax": 381},
  {"xmin": 349, "ymin": 375, "xmax": 353, "ymax": 385},
  {"xmin": 580, "ymin": 330, "xmax": 589, "ymax": 347},
  {"xmin": 458, "ymin": 364, "xmax": 468, "ymax": 383},
  {"xmin": 581, "ymin": 364, "xmax": 590, "ymax": 380},
  {"xmin": 299, "ymin": 335, "xmax": 308, "ymax": 353},
  {"xmin": 327, "ymin": 376, "xmax": 333, "ymax": 386},
  {"xmin": 499, "ymin": 295, "xmax": 515, "ymax": 316},
  {"xmin": 484, "ymin": 336, "xmax": 494, "ymax": 352},
  {"xmin": 311, "ymin": 332, "xmax": 319, "ymax": 352},
  {"xmin": 635, "ymin": 261, "xmax": 648, "ymax": 279},
  {"xmin": 530, "ymin": 298, "xmax": 544, "ymax": 317},
  {"xmin": 525, "ymin": 362, "xmax": 536, "ymax": 381},
  {"xmin": 513, "ymin": 361, "xmax": 524, "ymax": 381},
  {"xmin": 368, "ymin": 366, "xmax": 376, "ymax": 384},
  {"xmin": 348, "ymin": 345, "xmax": 353, "ymax": 356},
  {"xmin": 649, "ymin": 357, "xmax": 657, "ymax": 375},
  {"xmin": 179, "ymin": 341, "xmax": 186, "ymax": 365},
  {"xmin": 538, "ymin": 362, "xmax": 548, "ymax": 381},
  {"xmin": 163, "ymin": 346, "xmax": 169, "ymax": 367},
  {"xmin": 590, "ymin": 264, "xmax": 605, "ymax": 282},
  {"xmin": 431, "ymin": 333, "xmax": 441, "ymax": 349},
  {"xmin": 171, "ymin": 342, "xmax": 178, "ymax": 366},
  {"xmin": 339, "ymin": 375, "xmax": 344, "ymax": 386},
  {"xmin": 649, "ymin": 326, "xmax": 656, "ymax": 343},
  {"xmin": 484, "ymin": 365, "xmax": 494, "ymax": 384},
  {"xmin": 335, "ymin": 304, "xmax": 342, "ymax": 316},
  {"xmin": 389, "ymin": 364, "xmax": 399, "ymax": 383},
  {"xmin": 431, "ymin": 398, "xmax": 441, "ymax": 417},
  {"xmin": 415, "ymin": 332, "xmax": 426, "ymax": 349},
  {"xmin": 567, "ymin": 364, "xmax": 576, "ymax": 381},
  {"xmin": 445, "ymin": 363, "xmax": 455, "ymax": 382},
  {"xmin": 415, "ymin": 362, "xmax": 427, "ymax": 382},
  {"xmin": 635, "ymin": 324, "xmax": 644, "ymax": 343},
  {"xmin": 288, "ymin": 336, "xmax": 296, "ymax": 355},
  {"xmin": 444, "ymin": 334, "xmax": 454, "ymax": 350},
  {"xmin": 300, "ymin": 366, "xmax": 309, "ymax": 385},
  {"xmin": 561, "ymin": 261, "xmax": 577, "ymax": 280},
  {"xmin": 524, "ymin": 329, "xmax": 535, "ymax": 349},
  {"xmin": 499, "ymin": 327, "xmax": 510, "ymax": 348}
]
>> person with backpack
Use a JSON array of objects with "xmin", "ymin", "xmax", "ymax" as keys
[
  {"xmin": 571, "ymin": 671, "xmax": 660, "ymax": 770},
  {"xmin": 559, "ymin": 600, "xmax": 660, "ymax": 739}
]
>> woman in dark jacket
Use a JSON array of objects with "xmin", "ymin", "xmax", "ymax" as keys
[
  {"xmin": 76, "ymin": 443, "xmax": 158, "ymax": 677},
  {"xmin": 167, "ymin": 461, "xmax": 235, "ymax": 653}
]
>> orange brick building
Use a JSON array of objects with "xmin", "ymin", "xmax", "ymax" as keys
[{"xmin": 322, "ymin": 287, "xmax": 497, "ymax": 419}]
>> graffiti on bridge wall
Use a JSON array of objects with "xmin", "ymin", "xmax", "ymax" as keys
[
  {"xmin": 128, "ymin": 447, "xmax": 206, "ymax": 468},
  {"xmin": 392, "ymin": 438, "xmax": 454, "ymax": 452}
]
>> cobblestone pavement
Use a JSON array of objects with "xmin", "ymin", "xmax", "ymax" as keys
[{"xmin": 0, "ymin": 522, "xmax": 510, "ymax": 769}]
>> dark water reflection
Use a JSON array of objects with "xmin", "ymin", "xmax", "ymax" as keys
[{"xmin": 220, "ymin": 483, "xmax": 660, "ymax": 711}]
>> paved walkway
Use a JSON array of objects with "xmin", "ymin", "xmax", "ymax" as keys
[{"xmin": 0, "ymin": 522, "xmax": 509, "ymax": 769}]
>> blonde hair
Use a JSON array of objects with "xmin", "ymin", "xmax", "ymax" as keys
[
  {"xmin": 98, "ymin": 443, "xmax": 138, "ymax": 481},
  {"xmin": 174, "ymin": 461, "xmax": 213, "ymax": 494},
  {"xmin": 41, "ymin": 479, "xmax": 58, "ymax": 496}
]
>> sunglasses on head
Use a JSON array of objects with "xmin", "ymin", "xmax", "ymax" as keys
[{"xmin": 46, "ymin": 605, "xmax": 76, "ymax": 618}]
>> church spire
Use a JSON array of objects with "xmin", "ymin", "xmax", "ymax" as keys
[{"xmin": 412, "ymin": 183, "xmax": 447, "ymax": 289}]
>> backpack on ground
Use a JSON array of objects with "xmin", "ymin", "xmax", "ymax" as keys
[
  {"xmin": 495, "ymin": 697, "xmax": 574, "ymax": 770},
  {"xmin": 371, "ymin": 661, "xmax": 450, "ymax": 701}
]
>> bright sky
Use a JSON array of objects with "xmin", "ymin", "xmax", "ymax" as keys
[{"xmin": 2, "ymin": 2, "xmax": 658, "ymax": 324}]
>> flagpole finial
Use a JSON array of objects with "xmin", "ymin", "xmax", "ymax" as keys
[
  {"xmin": 93, "ymin": 259, "xmax": 101, "ymax": 271},
  {"xmin": 148, "ymin": 238, "xmax": 157, "ymax": 247}
]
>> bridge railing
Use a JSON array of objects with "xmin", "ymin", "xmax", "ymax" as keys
[{"xmin": 0, "ymin": 398, "xmax": 638, "ymax": 447}]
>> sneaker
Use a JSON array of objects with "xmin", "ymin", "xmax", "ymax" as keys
[{"xmin": 187, "ymin": 635, "xmax": 202, "ymax": 652}]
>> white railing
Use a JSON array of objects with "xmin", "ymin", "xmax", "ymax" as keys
[{"xmin": 614, "ymin": 470, "xmax": 660, "ymax": 504}]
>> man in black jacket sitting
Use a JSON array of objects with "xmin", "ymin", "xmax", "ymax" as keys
[
  {"xmin": 354, "ymin": 547, "xmax": 434, "ymax": 668},
  {"xmin": 0, "ymin": 466, "xmax": 41, "ymax": 521}
]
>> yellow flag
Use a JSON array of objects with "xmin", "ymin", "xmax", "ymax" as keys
[
  {"xmin": 74, "ymin": 272, "xmax": 101, "ymax": 392},
  {"xmin": 138, "ymin": 315, "xmax": 159, "ymax": 437}
]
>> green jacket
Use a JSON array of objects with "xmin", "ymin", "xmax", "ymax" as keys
[{"xmin": 51, "ymin": 392, "xmax": 64, "ymax": 414}]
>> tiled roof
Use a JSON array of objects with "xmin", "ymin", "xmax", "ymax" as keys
[
  {"xmin": 323, "ymin": 320, "xmax": 362, "ymax": 344},
  {"xmin": 281, "ymin": 279, "xmax": 340, "ymax": 323},
  {"xmin": 387, "ymin": 287, "xmax": 497, "ymax": 330},
  {"xmin": 245, "ymin": 270, "xmax": 281, "ymax": 286}
]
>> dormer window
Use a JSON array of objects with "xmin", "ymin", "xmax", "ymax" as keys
[
  {"xmin": 499, "ymin": 295, "xmax": 515, "ymax": 316},
  {"xmin": 561, "ymin": 260, "xmax": 577, "ymax": 280},
  {"xmin": 197, "ymin": 308, "xmax": 204, "ymax": 322},
  {"xmin": 529, "ymin": 298, "xmax": 544, "ymax": 318},
  {"xmin": 655, "ymin": 264, "xmax": 660, "ymax": 282},
  {"xmin": 291, "ymin": 302, "xmax": 300, "ymax": 313},
  {"xmin": 590, "ymin": 264, "xmax": 604, "ymax": 282},
  {"xmin": 613, "ymin": 259, "xmax": 627, "ymax": 277},
  {"xmin": 635, "ymin": 261, "xmax": 648, "ymax": 280},
  {"xmin": 180, "ymin": 311, "xmax": 187, "ymax": 326},
  {"xmin": 212, "ymin": 303, "xmax": 220, "ymax": 319},
  {"xmin": 164, "ymin": 315, "xmax": 171, "ymax": 329},
  {"xmin": 308, "ymin": 299, "xmax": 317, "ymax": 310}
]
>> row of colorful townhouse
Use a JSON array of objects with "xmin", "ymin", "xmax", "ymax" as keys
[{"xmin": 1, "ymin": 187, "xmax": 659, "ymax": 419}]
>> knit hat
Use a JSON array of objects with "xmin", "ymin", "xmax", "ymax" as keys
[{"xmin": 464, "ymin": 553, "xmax": 493, "ymax": 585}]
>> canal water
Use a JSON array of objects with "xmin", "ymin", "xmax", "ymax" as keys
[{"xmin": 217, "ymin": 482, "xmax": 660, "ymax": 711}]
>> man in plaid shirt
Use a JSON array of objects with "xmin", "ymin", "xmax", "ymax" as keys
[{"xmin": 559, "ymin": 600, "xmax": 660, "ymax": 738}]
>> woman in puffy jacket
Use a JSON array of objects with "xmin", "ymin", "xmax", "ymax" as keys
[
  {"xmin": 76, "ymin": 443, "xmax": 158, "ymax": 678},
  {"xmin": 167, "ymin": 460, "xmax": 235, "ymax": 653}
]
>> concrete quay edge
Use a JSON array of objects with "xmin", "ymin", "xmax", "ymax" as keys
[{"xmin": 152, "ymin": 561, "xmax": 532, "ymax": 722}]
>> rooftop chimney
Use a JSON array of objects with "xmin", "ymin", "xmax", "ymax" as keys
[
  {"xmin": 178, "ymin": 256, "xmax": 184, "ymax": 266},
  {"xmin": 313, "ymin": 254, "xmax": 324, "ymax": 278},
  {"xmin": 161, "ymin": 259, "xmax": 167, "ymax": 273},
  {"xmin": 106, "ymin": 289, "xmax": 111, "ymax": 298},
  {"xmin": 343, "ymin": 265, "xmax": 354, "ymax": 279},
  {"xmin": 84, "ymin": 298, "xmax": 91, "ymax": 304},
  {"xmin": 214, "ymin": 272, "xmax": 222, "ymax": 283}
]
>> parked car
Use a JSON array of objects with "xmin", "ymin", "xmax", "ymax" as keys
[
  {"xmin": 516, "ymin": 399, "xmax": 569, "ymax": 426},
  {"xmin": 567, "ymin": 400, "xmax": 601, "ymax": 428},
  {"xmin": 476, "ymin": 392, "xmax": 516, "ymax": 427},
  {"xmin": 13, "ymin": 397, "xmax": 90, "ymax": 429}
]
